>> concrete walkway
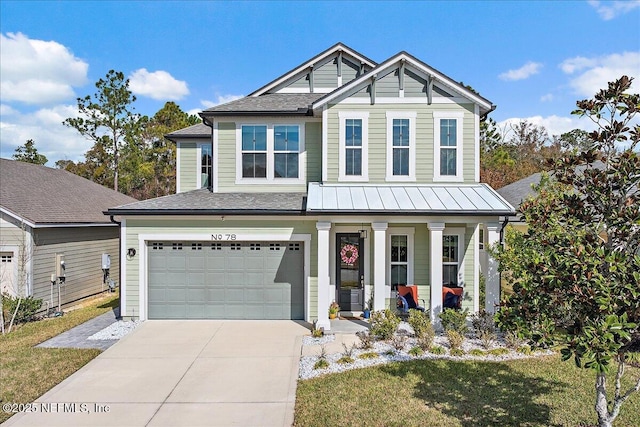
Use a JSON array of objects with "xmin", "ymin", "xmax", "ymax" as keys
[
  {"xmin": 37, "ymin": 308, "xmax": 121, "ymax": 351},
  {"xmin": 5, "ymin": 320, "xmax": 309, "ymax": 427}
]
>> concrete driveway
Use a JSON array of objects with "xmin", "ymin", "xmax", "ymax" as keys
[{"xmin": 4, "ymin": 321, "xmax": 309, "ymax": 427}]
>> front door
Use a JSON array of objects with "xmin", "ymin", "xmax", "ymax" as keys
[{"xmin": 336, "ymin": 233, "xmax": 364, "ymax": 311}]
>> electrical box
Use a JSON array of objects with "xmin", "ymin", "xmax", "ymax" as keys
[
  {"xmin": 55, "ymin": 254, "xmax": 66, "ymax": 279},
  {"xmin": 102, "ymin": 253, "xmax": 111, "ymax": 269}
]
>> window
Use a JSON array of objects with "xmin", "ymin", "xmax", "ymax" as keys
[
  {"xmin": 386, "ymin": 112, "xmax": 416, "ymax": 181},
  {"xmin": 443, "ymin": 235, "xmax": 459, "ymax": 286},
  {"xmin": 242, "ymin": 125, "xmax": 267, "ymax": 178},
  {"xmin": 274, "ymin": 125, "xmax": 299, "ymax": 178},
  {"xmin": 200, "ymin": 144, "xmax": 212, "ymax": 188},
  {"xmin": 479, "ymin": 228, "xmax": 485, "ymax": 250},
  {"xmin": 433, "ymin": 111, "xmax": 464, "ymax": 181},
  {"xmin": 339, "ymin": 111, "xmax": 369, "ymax": 181},
  {"xmin": 390, "ymin": 235, "xmax": 408, "ymax": 286},
  {"xmin": 345, "ymin": 119, "xmax": 362, "ymax": 176},
  {"xmin": 237, "ymin": 123, "xmax": 304, "ymax": 183}
]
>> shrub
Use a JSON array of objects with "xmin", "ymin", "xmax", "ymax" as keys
[
  {"xmin": 417, "ymin": 328, "xmax": 435, "ymax": 351},
  {"xmin": 337, "ymin": 356, "xmax": 354, "ymax": 364},
  {"xmin": 356, "ymin": 330, "xmax": 375, "ymax": 349},
  {"xmin": 430, "ymin": 345, "xmax": 446, "ymax": 355},
  {"xmin": 487, "ymin": 348, "xmax": 510, "ymax": 356},
  {"xmin": 313, "ymin": 359, "xmax": 329, "ymax": 369},
  {"xmin": 504, "ymin": 329, "xmax": 524, "ymax": 349},
  {"xmin": 472, "ymin": 309, "xmax": 496, "ymax": 337},
  {"xmin": 469, "ymin": 349, "xmax": 486, "ymax": 356},
  {"xmin": 450, "ymin": 348, "xmax": 465, "ymax": 356},
  {"xmin": 342, "ymin": 342, "xmax": 357, "ymax": 358},
  {"xmin": 408, "ymin": 346, "xmax": 423, "ymax": 356},
  {"xmin": 358, "ymin": 352, "xmax": 378, "ymax": 359},
  {"xmin": 478, "ymin": 330, "xmax": 495, "ymax": 349},
  {"xmin": 311, "ymin": 326, "xmax": 324, "ymax": 338},
  {"xmin": 391, "ymin": 335, "xmax": 407, "ymax": 351},
  {"xmin": 446, "ymin": 329, "xmax": 464, "ymax": 351},
  {"xmin": 407, "ymin": 309, "xmax": 431, "ymax": 338},
  {"xmin": 439, "ymin": 308, "xmax": 469, "ymax": 335},
  {"xmin": 370, "ymin": 309, "xmax": 400, "ymax": 340},
  {"xmin": 517, "ymin": 345, "xmax": 532, "ymax": 355},
  {"xmin": 1, "ymin": 294, "xmax": 43, "ymax": 325}
]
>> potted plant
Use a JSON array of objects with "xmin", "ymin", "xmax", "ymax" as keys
[
  {"xmin": 363, "ymin": 290, "xmax": 374, "ymax": 319},
  {"xmin": 329, "ymin": 301, "xmax": 340, "ymax": 319}
]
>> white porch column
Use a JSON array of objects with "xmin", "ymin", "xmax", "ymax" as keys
[
  {"xmin": 485, "ymin": 222, "xmax": 502, "ymax": 313},
  {"xmin": 371, "ymin": 222, "xmax": 388, "ymax": 311},
  {"xmin": 316, "ymin": 221, "xmax": 332, "ymax": 330},
  {"xmin": 428, "ymin": 222, "xmax": 445, "ymax": 323}
]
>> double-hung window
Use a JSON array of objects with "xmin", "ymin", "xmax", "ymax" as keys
[
  {"xmin": 339, "ymin": 111, "xmax": 369, "ymax": 181},
  {"xmin": 238, "ymin": 124, "xmax": 304, "ymax": 183},
  {"xmin": 387, "ymin": 228, "xmax": 414, "ymax": 288},
  {"xmin": 442, "ymin": 232, "xmax": 463, "ymax": 286},
  {"xmin": 433, "ymin": 111, "xmax": 464, "ymax": 182},
  {"xmin": 200, "ymin": 144, "xmax": 212, "ymax": 188},
  {"xmin": 241, "ymin": 125, "xmax": 267, "ymax": 178},
  {"xmin": 386, "ymin": 111, "xmax": 416, "ymax": 181},
  {"xmin": 274, "ymin": 125, "xmax": 299, "ymax": 178}
]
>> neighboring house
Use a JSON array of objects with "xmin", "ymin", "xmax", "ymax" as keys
[
  {"xmin": 0, "ymin": 159, "xmax": 136, "ymax": 311},
  {"xmin": 107, "ymin": 43, "xmax": 515, "ymax": 329}
]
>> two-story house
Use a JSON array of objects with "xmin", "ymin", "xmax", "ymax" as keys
[{"xmin": 106, "ymin": 43, "xmax": 514, "ymax": 330}]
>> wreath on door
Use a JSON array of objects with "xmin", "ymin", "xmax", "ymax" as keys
[{"xmin": 340, "ymin": 244, "xmax": 359, "ymax": 266}]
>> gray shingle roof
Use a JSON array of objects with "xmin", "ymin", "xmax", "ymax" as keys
[
  {"xmin": 165, "ymin": 123, "xmax": 210, "ymax": 139},
  {"xmin": 107, "ymin": 189, "xmax": 307, "ymax": 214},
  {"xmin": 202, "ymin": 93, "xmax": 324, "ymax": 115},
  {"xmin": 0, "ymin": 158, "xmax": 137, "ymax": 225},
  {"xmin": 496, "ymin": 172, "xmax": 543, "ymax": 211}
]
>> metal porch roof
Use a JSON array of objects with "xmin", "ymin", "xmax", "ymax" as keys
[{"xmin": 306, "ymin": 183, "xmax": 515, "ymax": 215}]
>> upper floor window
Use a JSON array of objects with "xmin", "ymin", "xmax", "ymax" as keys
[
  {"xmin": 433, "ymin": 111, "xmax": 464, "ymax": 182},
  {"xmin": 237, "ymin": 123, "xmax": 305, "ymax": 183},
  {"xmin": 339, "ymin": 111, "xmax": 369, "ymax": 181},
  {"xmin": 242, "ymin": 125, "xmax": 267, "ymax": 178},
  {"xmin": 386, "ymin": 111, "xmax": 416, "ymax": 181},
  {"xmin": 200, "ymin": 144, "xmax": 212, "ymax": 188},
  {"xmin": 274, "ymin": 125, "xmax": 299, "ymax": 178}
]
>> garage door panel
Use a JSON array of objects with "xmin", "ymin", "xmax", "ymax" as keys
[{"xmin": 148, "ymin": 240, "xmax": 304, "ymax": 320}]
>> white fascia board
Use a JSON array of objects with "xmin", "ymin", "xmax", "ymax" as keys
[
  {"xmin": 312, "ymin": 52, "xmax": 493, "ymax": 113},
  {"xmin": 249, "ymin": 43, "xmax": 377, "ymax": 96},
  {"xmin": 0, "ymin": 208, "xmax": 33, "ymax": 228}
]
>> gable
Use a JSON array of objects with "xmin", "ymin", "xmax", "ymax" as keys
[
  {"xmin": 312, "ymin": 52, "xmax": 493, "ymax": 115},
  {"xmin": 249, "ymin": 42, "xmax": 376, "ymax": 96}
]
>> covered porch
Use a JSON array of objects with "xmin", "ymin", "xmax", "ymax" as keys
[{"xmin": 307, "ymin": 183, "xmax": 514, "ymax": 331}]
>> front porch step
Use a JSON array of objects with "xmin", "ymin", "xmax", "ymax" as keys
[{"xmin": 338, "ymin": 311, "xmax": 364, "ymax": 318}]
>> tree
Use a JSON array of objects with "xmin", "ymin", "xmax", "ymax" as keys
[
  {"xmin": 12, "ymin": 139, "xmax": 47, "ymax": 165},
  {"xmin": 63, "ymin": 70, "xmax": 139, "ymax": 192},
  {"xmin": 494, "ymin": 76, "xmax": 640, "ymax": 427}
]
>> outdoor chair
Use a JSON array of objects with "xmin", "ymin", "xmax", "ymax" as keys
[
  {"xmin": 443, "ymin": 286, "xmax": 463, "ymax": 310},
  {"xmin": 396, "ymin": 285, "xmax": 426, "ymax": 319}
]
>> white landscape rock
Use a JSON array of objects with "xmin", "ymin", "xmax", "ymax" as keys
[{"xmin": 87, "ymin": 320, "xmax": 142, "ymax": 340}]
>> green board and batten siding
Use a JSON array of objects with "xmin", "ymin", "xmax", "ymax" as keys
[
  {"xmin": 325, "ymin": 102, "xmax": 476, "ymax": 184},
  {"xmin": 178, "ymin": 142, "xmax": 199, "ymax": 192}
]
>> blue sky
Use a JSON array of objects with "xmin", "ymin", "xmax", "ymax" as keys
[{"xmin": 1, "ymin": 0, "xmax": 639, "ymax": 164}]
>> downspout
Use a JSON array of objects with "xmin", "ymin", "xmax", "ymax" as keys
[
  {"xmin": 201, "ymin": 115, "xmax": 214, "ymax": 191},
  {"xmin": 110, "ymin": 215, "xmax": 122, "ymax": 319}
]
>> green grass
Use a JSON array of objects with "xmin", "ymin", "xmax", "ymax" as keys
[
  {"xmin": 294, "ymin": 355, "xmax": 640, "ymax": 427},
  {"xmin": 0, "ymin": 294, "xmax": 119, "ymax": 424}
]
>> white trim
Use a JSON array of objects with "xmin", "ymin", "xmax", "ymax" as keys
[
  {"xmin": 330, "ymin": 225, "xmax": 371, "ymax": 301},
  {"xmin": 235, "ymin": 122, "xmax": 306, "ymax": 185},
  {"xmin": 385, "ymin": 111, "xmax": 417, "ymax": 182},
  {"xmin": 338, "ymin": 111, "xmax": 369, "ymax": 182},
  {"xmin": 275, "ymin": 87, "xmax": 335, "ymax": 94},
  {"xmin": 473, "ymin": 223, "xmax": 480, "ymax": 313},
  {"xmin": 322, "ymin": 106, "xmax": 328, "ymax": 182},
  {"xmin": 443, "ymin": 227, "xmax": 466, "ymax": 287},
  {"xmin": 338, "ymin": 96, "xmax": 471, "ymax": 105},
  {"xmin": 474, "ymin": 104, "xmax": 480, "ymax": 183},
  {"xmin": 120, "ymin": 218, "xmax": 127, "ymax": 317},
  {"xmin": 370, "ymin": 222, "xmax": 387, "ymax": 311},
  {"xmin": 433, "ymin": 111, "xmax": 465, "ymax": 183},
  {"xmin": 213, "ymin": 121, "xmax": 219, "ymax": 192},
  {"xmin": 386, "ymin": 227, "xmax": 415, "ymax": 286},
  {"xmin": 196, "ymin": 142, "xmax": 213, "ymax": 189},
  {"xmin": 176, "ymin": 141, "xmax": 182, "ymax": 193},
  {"xmin": 138, "ymin": 231, "xmax": 312, "ymax": 322},
  {"xmin": 0, "ymin": 245, "xmax": 19, "ymax": 297}
]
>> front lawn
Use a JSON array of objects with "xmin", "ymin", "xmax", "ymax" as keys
[
  {"xmin": 294, "ymin": 355, "xmax": 640, "ymax": 427},
  {"xmin": 0, "ymin": 293, "xmax": 119, "ymax": 424}
]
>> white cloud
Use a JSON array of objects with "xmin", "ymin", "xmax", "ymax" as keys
[
  {"xmin": 128, "ymin": 68, "xmax": 189, "ymax": 100},
  {"xmin": 0, "ymin": 32, "xmax": 88, "ymax": 105},
  {"xmin": 499, "ymin": 61, "xmax": 543, "ymax": 81},
  {"xmin": 560, "ymin": 52, "xmax": 640, "ymax": 97},
  {"xmin": 588, "ymin": 0, "xmax": 640, "ymax": 20},
  {"xmin": 540, "ymin": 93, "xmax": 554, "ymax": 102},
  {"xmin": 497, "ymin": 115, "xmax": 597, "ymax": 139},
  {"xmin": 0, "ymin": 104, "xmax": 91, "ymax": 165}
]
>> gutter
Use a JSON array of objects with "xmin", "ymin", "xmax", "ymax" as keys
[{"xmin": 110, "ymin": 215, "xmax": 122, "ymax": 318}]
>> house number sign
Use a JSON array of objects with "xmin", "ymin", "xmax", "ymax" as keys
[{"xmin": 211, "ymin": 233, "xmax": 237, "ymax": 241}]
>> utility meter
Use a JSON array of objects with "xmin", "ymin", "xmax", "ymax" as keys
[
  {"xmin": 102, "ymin": 254, "xmax": 111, "ymax": 269},
  {"xmin": 55, "ymin": 254, "xmax": 66, "ymax": 280}
]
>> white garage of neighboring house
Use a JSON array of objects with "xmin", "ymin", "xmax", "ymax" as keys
[{"xmin": 0, "ymin": 159, "xmax": 136, "ymax": 311}]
